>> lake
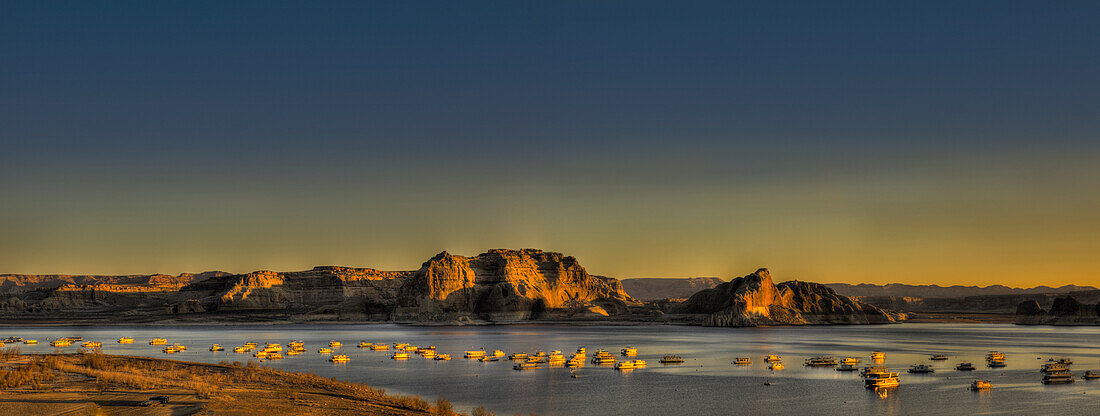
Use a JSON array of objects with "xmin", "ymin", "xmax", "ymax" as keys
[{"xmin": 8, "ymin": 323, "xmax": 1100, "ymax": 415}]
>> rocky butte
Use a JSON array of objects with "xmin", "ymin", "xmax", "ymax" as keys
[
  {"xmin": 676, "ymin": 268, "xmax": 900, "ymax": 326},
  {"xmin": 1015, "ymin": 296, "xmax": 1100, "ymax": 325}
]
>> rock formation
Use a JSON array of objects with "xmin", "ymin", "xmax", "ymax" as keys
[
  {"xmin": 620, "ymin": 277, "xmax": 725, "ymax": 301},
  {"xmin": 677, "ymin": 268, "xmax": 898, "ymax": 326},
  {"xmin": 1015, "ymin": 296, "xmax": 1100, "ymax": 325},
  {"xmin": 392, "ymin": 249, "xmax": 637, "ymax": 322}
]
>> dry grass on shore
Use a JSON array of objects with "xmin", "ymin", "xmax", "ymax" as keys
[{"xmin": 0, "ymin": 348, "xmax": 513, "ymax": 415}]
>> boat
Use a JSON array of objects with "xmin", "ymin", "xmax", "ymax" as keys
[
  {"xmin": 329, "ymin": 341, "xmax": 342, "ymax": 348},
  {"xmin": 23, "ymin": 340, "xmax": 37, "ymax": 345},
  {"xmin": 576, "ymin": 347, "xmax": 586, "ymax": 354},
  {"xmin": 804, "ymin": 356, "xmax": 837, "ymax": 367},
  {"xmin": 478, "ymin": 356, "xmax": 499, "ymax": 362},
  {"xmin": 317, "ymin": 348, "xmax": 332, "ymax": 354},
  {"xmin": 621, "ymin": 347, "xmax": 638, "ymax": 357},
  {"xmin": 969, "ymin": 380, "xmax": 993, "ymax": 390},
  {"xmin": 81, "ymin": 341, "xmax": 102, "ymax": 348},
  {"xmin": 392, "ymin": 352, "xmax": 410, "ymax": 359},
  {"xmin": 264, "ymin": 344, "xmax": 282, "ymax": 352},
  {"xmin": 615, "ymin": 361, "xmax": 636, "ymax": 370},
  {"xmin": 172, "ymin": 344, "xmax": 187, "ymax": 351},
  {"xmin": 266, "ymin": 352, "xmax": 283, "ymax": 360},
  {"xmin": 253, "ymin": 350, "xmax": 269, "ymax": 358},
  {"xmin": 233, "ymin": 346, "xmax": 250, "ymax": 353},
  {"xmin": 1049, "ymin": 358, "xmax": 1073, "ymax": 365},
  {"xmin": 50, "ymin": 339, "xmax": 71, "ymax": 347},
  {"xmin": 632, "ymin": 360, "xmax": 647, "ymax": 368},
  {"xmin": 592, "ymin": 356, "xmax": 617, "ymax": 365},
  {"xmin": 1083, "ymin": 370, "xmax": 1099, "ymax": 380},
  {"xmin": 330, "ymin": 354, "xmax": 349, "ymax": 363},
  {"xmin": 210, "ymin": 344, "xmax": 224, "ymax": 351},
  {"xmin": 769, "ymin": 361, "xmax": 785, "ymax": 370},
  {"xmin": 163, "ymin": 346, "xmax": 179, "ymax": 354},
  {"xmin": 434, "ymin": 354, "xmax": 452, "ymax": 361},
  {"xmin": 370, "ymin": 344, "xmax": 390, "ymax": 351},
  {"xmin": 930, "ymin": 354, "xmax": 948, "ymax": 361},
  {"xmin": 117, "ymin": 337, "xmax": 134, "ymax": 344},
  {"xmin": 513, "ymin": 362, "xmax": 539, "ymax": 370},
  {"xmin": 764, "ymin": 354, "xmax": 782, "ymax": 362},
  {"xmin": 908, "ymin": 364, "xmax": 935, "ymax": 374},
  {"xmin": 986, "ymin": 351, "xmax": 1006, "ymax": 361},
  {"xmin": 733, "ymin": 357, "xmax": 753, "ymax": 365},
  {"xmin": 286, "ymin": 350, "xmax": 301, "ymax": 356},
  {"xmin": 149, "ymin": 338, "xmax": 168, "ymax": 345},
  {"xmin": 465, "ymin": 350, "xmax": 486, "ymax": 359},
  {"xmin": 1042, "ymin": 373, "xmax": 1076, "ymax": 384},
  {"xmin": 394, "ymin": 343, "xmax": 409, "ymax": 349},
  {"xmin": 870, "ymin": 351, "xmax": 886, "ymax": 361},
  {"xmin": 566, "ymin": 358, "xmax": 585, "ymax": 368},
  {"xmin": 509, "ymin": 353, "xmax": 528, "ymax": 360},
  {"xmin": 660, "ymin": 355, "xmax": 685, "ymax": 364},
  {"xmin": 956, "ymin": 362, "xmax": 976, "ymax": 371},
  {"xmin": 860, "ymin": 366, "xmax": 890, "ymax": 377},
  {"xmin": 987, "ymin": 359, "xmax": 1006, "ymax": 368},
  {"xmin": 864, "ymin": 372, "xmax": 900, "ymax": 388},
  {"xmin": 493, "ymin": 350, "xmax": 505, "ymax": 357},
  {"xmin": 841, "ymin": 357, "xmax": 861, "ymax": 365},
  {"xmin": 836, "ymin": 363, "xmax": 859, "ymax": 372},
  {"xmin": 420, "ymin": 350, "xmax": 437, "ymax": 358},
  {"xmin": 1042, "ymin": 363, "xmax": 1070, "ymax": 373}
]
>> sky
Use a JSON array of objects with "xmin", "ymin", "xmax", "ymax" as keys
[{"xmin": 2, "ymin": 1, "xmax": 1098, "ymax": 287}]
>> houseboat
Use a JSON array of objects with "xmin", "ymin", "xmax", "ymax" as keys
[
  {"xmin": 970, "ymin": 380, "xmax": 993, "ymax": 390},
  {"xmin": 956, "ymin": 362, "xmax": 976, "ymax": 371}
]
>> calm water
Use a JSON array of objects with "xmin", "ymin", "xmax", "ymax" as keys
[{"xmin": 8, "ymin": 323, "xmax": 1100, "ymax": 415}]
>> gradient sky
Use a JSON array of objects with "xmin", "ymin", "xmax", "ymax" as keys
[{"xmin": 2, "ymin": 1, "xmax": 1099, "ymax": 286}]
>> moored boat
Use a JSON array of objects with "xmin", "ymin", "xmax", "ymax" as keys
[
  {"xmin": 1042, "ymin": 373, "xmax": 1075, "ymax": 384},
  {"xmin": 864, "ymin": 371, "xmax": 900, "ymax": 388},
  {"xmin": 930, "ymin": 354, "xmax": 948, "ymax": 361},
  {"xmin": 621, "ymin": 347, "xmax": 638, "ymax": 357},
  {"xmin": 464, "ymin": 350, "xmax": 486, "ymax": 359},
  {"xmin": 513, "ymin": 361, "xmax": 539, "ymax": 370},
  {"xmin": 970, "ymin": 379, "xmax": 992, "ymax": 390},
  {"xmin": 149, "ymin": 338, "xmax": 168, "ymax": 345},
  {"xmin": 210, "ymin": 344, "xmax": 224, "ymax": 351},
  {"xmin": 1041, "ymin": 363, "xmax": 1070, "ymax": 374},
  {"xmin": 764, "ymin": 354, "xmax": 782, "ymax": 362},
  {"xmin": 805, "ymin": 356, "xmax": 838, "ymax": 367},
  {"xmin": 908, "ymin": 364, "xmax": 935, "ymax": 374},
  {"xmin": 330, "ymin": 354, "xmax": 349, "ymax": 363},
  {"xmin": 660, "ymin": 355, "xmax": 685, "ymax": 364},
  {"xmin": 836, "ymin": 363, "xmax": 859, "ymax": 372},
  {"xmin": 117, "ymin": 337, "xmax": 134, "ymax": 344},
  {"xmin": 956, "ymin": 362, "xmax": 976, "ymax": 371},
  {"xmin": 733, "ymin": 357, "xmax": 753, "ymax": 365},
  {"xmin": 392, "ymin": 352, "xmax": 410, "ymax": 359},
  {"xmin": 769, "ymin": 361, "xmax": 785, "ymax": 370},
  {"xmin": 1082, "ymin": 370, "xmax": 1099, "ymax": 380},
  {"xmin": 434, "ymin": 354, "xmax": 452, "ymax": 361},
  {"xmin": 870, "ymin": 351, "xmax": 886, "ymax": 361}
]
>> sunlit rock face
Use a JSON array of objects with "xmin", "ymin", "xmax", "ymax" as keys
[
  {"xmin": 677, "ymin": 268, "xmax": 898, "ymax": 327},
  {"xmin": 392, "ymin": 249, "xmax": 637, "ymax": 322},
  {"xmin": 1015, "ymin": 296, "xmax": 1100, "ymax": 325}
]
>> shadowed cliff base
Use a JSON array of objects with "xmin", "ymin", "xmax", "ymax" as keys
[{"xmin": 1, "ymin": 249, "xmax": 898, "ymax": 327}]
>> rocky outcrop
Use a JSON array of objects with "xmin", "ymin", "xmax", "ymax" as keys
[
  {"xmin": 677, "ymin": 268, "xmax": 898, "ymax": 327},
  {"xmin": 392, "ymin": 249, "xmax": 637, "ymax": 322},
  {"xmin": 179, "ymin": 266, "xmax": 411, "ymax": 319},
  {"xmin": 620, "ymin": 277, "xmax": 725, "ymax": 301},
  {"xmin": 1015, "ymin": 296, "xmax": 1100, "ymax": 325}
]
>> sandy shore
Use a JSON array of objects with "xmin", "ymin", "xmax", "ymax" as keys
[{"xmin": 0, "ymin": 353, "xmax": 485, "ymax": 416}]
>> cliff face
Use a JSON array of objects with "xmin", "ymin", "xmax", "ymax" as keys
[
  {"xmin": 392, "ymin": 249, "xmax": 637, "ymax": 322},
  {"xmin": 1015, "ymin": 296, "xmax": 1100, "ymax": 325},
  {"xmin": 620, "ymin": 277, "xmax": 725, "ymax": 301},
  {"xmin": 677, "ymin": 269, "xmax": 898, "ymax": 327}
]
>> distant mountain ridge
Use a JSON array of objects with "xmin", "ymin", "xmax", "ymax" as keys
[
  {"xmin": 825, "ymin": 283, "xmax": 1097, "ymax": 299},
  {"xmin": 620, "ymin": 277, "xmax": 725, "ymax": 300}
]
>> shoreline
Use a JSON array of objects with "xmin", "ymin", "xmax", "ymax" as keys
[{"xmin": 0, "ymin": 352, "xmax": 485, "ymax": 415}]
